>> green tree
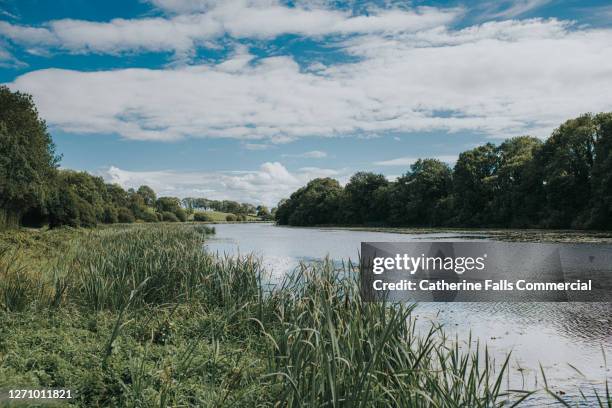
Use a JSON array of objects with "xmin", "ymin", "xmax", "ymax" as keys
[
  {"xmin": 59, "ymin": 170, "xmax": 107, "ymax": 222},
  {"xmin": 256, "ymin": 205, "xmax": 271, "ymax": 219},
  {"xmin": 106, "ymin": 184, "xmax": 130, "ymax": 208},
  {"xmin": 137, "ymin": 185, "xmax": 157, "ymax": 207},
  {"xmin": 48, "ymin": 173, "xmax": 98, "ymax": 228},
  {"xmin": 343, "ymin": 172, "xmax": 389, "ymax": 224},
  {"xmin": 156, "ymin": 197, "xmax": 181, "ymax": 213},
  {"xmin": 492, "ymin": 136, "xmax": 543, "ymax": 227},
  {"xmin": 0, "ymin": 86, "xmax": 59, "ymax": 228},
  {"xmin": 587, "ymin": 113, "xmax": 612, "ymax": 229},
  {"xmin": 538, "ymin": 115, "xmax": 595, "ymax": 228},
  {"xmin": 452, "ymin": 144, "xmax": 498, "ymax": 226},
  {"xmin": 276, "ymin": 178, "xmax": 343, "ymax": 226},
  {"xmin": 388, "ymin": 159, "xmax": 452, "ymax": 226}
]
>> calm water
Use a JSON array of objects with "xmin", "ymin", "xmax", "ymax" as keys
[{"xmin": 205, "ymin": 223, "xmax": 612, "ymax": 405}]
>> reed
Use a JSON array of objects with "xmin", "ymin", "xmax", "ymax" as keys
[{"xmin": 0, "ymin": 224, "xmax": 609, "ymax": 407}]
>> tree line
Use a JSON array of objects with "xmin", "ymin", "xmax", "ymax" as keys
[
  {"xmin": 182, "ymin": 197, "xmax": 272, "ymax": 219},
  {"xmin": 0, "ymin": 86, "xmax": 264, "ymax": 229},
  {"xmin": 276, "ymin": 113, "xmax": 612, "ymax": 230}
]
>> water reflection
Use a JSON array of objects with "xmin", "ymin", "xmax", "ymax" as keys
[{"xmin": 205, "ymin": 223, "xmax": 612, "ymax": 403}]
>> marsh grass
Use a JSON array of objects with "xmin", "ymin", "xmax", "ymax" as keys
[{"xmin": 0, "ymin": 224, "xmax": 609, "ymax": 407}]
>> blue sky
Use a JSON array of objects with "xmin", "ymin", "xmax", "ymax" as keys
[{"xmin": 1, "ymin": 0, "xmax": 612, "ymax": 205}]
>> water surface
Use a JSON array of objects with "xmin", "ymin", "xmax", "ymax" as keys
[{"xmin": 206, "ymin": 223, "xmax": 612, "ymax": 405}]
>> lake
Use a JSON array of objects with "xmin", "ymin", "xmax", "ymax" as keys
[{"xmin": 205, "ymin": 222, "xmax": 611, "ymax": 405}]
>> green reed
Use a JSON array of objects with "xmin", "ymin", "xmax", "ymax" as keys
[{"xmin": 1, "ymin": 223, "xmax": 609, "ymax": 407}]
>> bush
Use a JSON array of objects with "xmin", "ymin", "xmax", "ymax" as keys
[
  {"xmin": 237, "ymin": 214, "xmax": 247, "ymax": 221},
  {"xmin": 103, "ymin": 206, "xmax": 118, "ymax": 224},
  {"xmin": 75, "ymin": 198, "xmax": 97, "ymax": 227},
  {"xmin": 117, "ymin": 207, "xmax": 135, "ymax": 223},
  {"xmin": 175, "ymin": 208, "xmax": 187, "ymax": 222},
  {"xmin": 225, "ymin": 214, "xmax": 237, "ymax": 222},
  {"xmin": 193, "ymin": 212, "xmax": 211, "ymax": 222},
  {"xmin": 138, "ymin": 209, "xmax": 158, "ymax": 223},
  {"xmin": 162, "ymin": 211, "xmax": 179, "ymax": 222}
]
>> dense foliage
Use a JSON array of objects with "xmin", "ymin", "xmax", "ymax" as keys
[
  {"xmin": 276, "ymin": 113, "xmax": 612, "ymax": 229},
  {"xmin": 0, "ymin": 86, "xmax": 59, "ymax": 228},
  {"xmin": 4, "ymin": 225, "xmax": 606, "ymax": 406},
  {"xmin": 0, "ymin": 86, "xmax": 264, "ymax": 229}
]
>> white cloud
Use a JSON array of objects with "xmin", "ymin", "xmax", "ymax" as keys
[
  {"xmin": 374, "ymin": 155, "xmax": 458, "ymax": 167},
  {"xmin": 147, "ymin": 0, "xmax": 220, "ymax": 14},
  {"xmin": 0, "ymin": 3, "xmax": 459, "ymax": 56},
  {"xmin": 0, "ymin": 45, "xmax": 12, "ymax": 61},
  {"xmin": 102, "ymin": 162, "xmax": 347, "ymax": 206},
  {"xmin": 243, "ymin": 142, "xmax": 273, "ymax": 150},
  {"xmin": 282, "ymin": 150, "xmax": 328, "ymax": 158},
  {"xmin": 8, "ymin": 18, "xmax": 612, "ymax": 142},
  {"xmin": 480, "ymin": 0, "xmax": 552, "ymax": 19},
  {"xmin": 0, "ymin": 43, "xmax": 24, "ymax": 67}
]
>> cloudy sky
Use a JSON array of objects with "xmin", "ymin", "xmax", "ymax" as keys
[{"xmin": 2, "ymin": 0, "xmax": 612, "ymax": 206}]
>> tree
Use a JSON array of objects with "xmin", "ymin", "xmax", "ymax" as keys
[
  {"xmin": 106, "ymin": 184, "xmax": 130, "ymax": 208},
  {"xmin": 0, "ymin": 86, "xmax": 59, "ymax": 228},
  {"xmin": 47, "ymin": 173, "xmax": 98, "ymax": 228},
  {"xmin": 452, "ymin": 143, "xmax": 498, "ymax": 226},
  {"xmin": 587, "ymin": 113, "xmax": 612, "ymax": 229},
  {"xmin": 240, "ymin": 203, "xmax": 256, "ymax": 215},
  {"xmin": 491, "ymin": 136, "xmax": 542, "ymax": 227},
  {"xmin": 537, "ymin": 114, "xmax": 595, "ymax": 228},
  {"xmin": 388, "ymin": 159, "xmax": 452, "ymax": 226},
  {"xmin": 343, "ymin": 172, "xmax": 389, "ymax": 224},
  {"xmin": 221, "ymin": 200, "xmax": 241, "ymax": 214},
  {"xmin": 59, "ymin": 170, "xmax": 107, "ymax": 222},
  {"xmin": 137, "ymin": 185, "xmax": 157, "ymax": 207},
  {"xmin": 156, "ymin": 197, "xmax": 181, "ymax": 213},
  {"xmin": 256, "ymin": 205, "xmax": 271, "ymax": 219},
  {"xmin": 276, "ymin": 178, "xmax": 343, "ymax": 226}
]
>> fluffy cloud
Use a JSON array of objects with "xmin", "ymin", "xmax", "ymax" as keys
[
  {"xmin": 102, "ymin": 162, "xmax": 348, "ymax": 206},
  {"xmin": 0, "ymin": 3, "xmax": 459, "ymax": 56},
  {"xmin": 8, "ymin": 18, "xmax": 612, "ymax": 142}
]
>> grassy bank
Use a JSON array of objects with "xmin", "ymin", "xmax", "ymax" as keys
[
  {"xmin": 191, "ymin": 211, "xmax": 260, "ymax": 222},
  {"xmin": 0, "ymin": 225, "xmax": 609, "ymax": 406}
]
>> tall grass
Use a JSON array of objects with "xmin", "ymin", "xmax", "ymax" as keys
[
  {"xmin": 0, "ymin": 224, "xmax": 609, "ymax": 407},
  {"xmin": 258, "ymin": 261, "xmax": 521, "ymax": 407}
]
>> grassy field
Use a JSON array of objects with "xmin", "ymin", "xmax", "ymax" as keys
[
  {"xmin": 190, "ymin": 211, "xmax": 260, "ymax": 222},
  {"xmin": 0, "ymin": 224, "xmax": 609, "ymax": 407}
]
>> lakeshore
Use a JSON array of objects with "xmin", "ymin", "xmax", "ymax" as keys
[{"xmin": 1, "ymin": 223, "xmax": 610, "ymax": 406}]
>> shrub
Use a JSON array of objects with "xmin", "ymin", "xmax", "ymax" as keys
[
  {"xmin": 75, "ymin": 198, "xmax": 97, "ymax": 227},
  {"xmin": 193, "ymin": 212, "xmax": 211, "ymax": 222},
  {"xmin": 117, "ymin": 207, "xmax": 135, "ymax": 223},
  {"xmin": 225, "ymin": 214, "xmax": 237, "ymax": 222},
  {"xmin": 175, "ymin": 208, "xmax": 187, "ymax": 222},
  {"xmin": 103, "ymin": 206, "xmax": 118, "ymax": 224},
  {"xmin": 162, "ymin": 211, "xmax": 179, "ymax": 222},
  {"xmin": 138, "ymin": 209, "xmax": 158, "ymax": 223}
]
